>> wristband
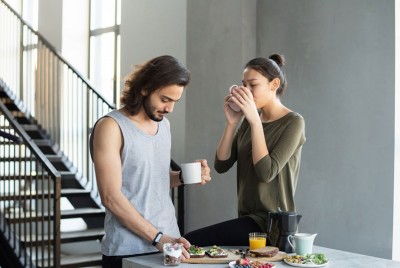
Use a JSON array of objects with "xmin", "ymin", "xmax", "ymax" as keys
[
  {"xmin": 152, "ymin": 231, "xmax": 163, "ymax": 246},
  {"xmin": 179, "ymin": 171, "xmax": 184, "ymax": 184}
]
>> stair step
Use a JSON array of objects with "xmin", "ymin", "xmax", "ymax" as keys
[
  {"xmin": 0, "ymin": 171, "xmax": 76, "ymax": 180},
  {"xmin": 20, "ymin": 228, "xmax": 104, "ymax": 245},
  {"xmin": 0, "ymin": 156, "xmax": 36, "ymax": 162},
  {"xmin": 21, "ymin": 124, "xmax": 40, "ymax": 131},
  {"xmin": 0, "ymin": 189, "xmax": 91, "ymax": 201},
  {"xmin": 5, "ymin": 208, "xmax": 105, "ymax": 223},
  {"xmin": 33, "ymin": 139, "xmax": 53, "ymax": 146},
  {"xmin": 26, "ymin": 129, "xmax": 46, "ymax": 139},
  {"xmin": 36, "ymin": 252, "xmax": 102, "ymax": 268},
  {"xmin": 4, "ymin": 102, "xmax": 20, "ymax": 111},
  {"xmin": 15, "ymin": 115, "xmax": 33, "ymax": 124}
]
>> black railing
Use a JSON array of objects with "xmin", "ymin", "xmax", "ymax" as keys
[
  {"xmin": 1, "ymin": 95, "xmax": 62, "ymax": 267},
  {"xmin": 0, "ymin": 0, "xmax": 114, "ymax": 266},
  {"xmin": 0, "ymin": 1, "xmax": 185, "ymax": 266},
  {"xmin": 0, "ymin": 0, "xmax": 115, "ymax": 201}
]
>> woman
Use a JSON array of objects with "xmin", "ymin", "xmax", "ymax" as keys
[{"xmin": 184, "ymin": 54, "xmax": 306, "ymax": 247}]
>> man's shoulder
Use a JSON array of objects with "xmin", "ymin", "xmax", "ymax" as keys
[{"xmin": 162, "ymin": 117, "xmax": 170, "ymax": 128}]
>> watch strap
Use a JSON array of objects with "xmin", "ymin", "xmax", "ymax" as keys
[
  {"xmin": 179, "ymin": 171, "xmax": 184, "ymax": 184},
  {"xmin": 152, "ymin": 231, "xmax": 163, "ymax": 246}
]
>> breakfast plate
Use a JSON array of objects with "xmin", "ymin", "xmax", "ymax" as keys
[
  {"xmin": 229, "ymin": 260, "xmax": 276, "ymax": 268},
  {"xmin": 283, "ymin": 259, "xmax": 329, "ymax": 267}
]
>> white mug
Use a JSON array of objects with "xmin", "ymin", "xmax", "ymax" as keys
[
  {"xmin": 180, "ymin": 162, "xmax": 201, "ymax": 184},
  {"xmin": 228, "ymin": 85, "xmax": 241, "ymax": 112}
]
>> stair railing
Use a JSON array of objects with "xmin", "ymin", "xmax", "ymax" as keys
[
  {"xmin": 0, "ymin": 0, "xmax": 115, "ymax": 200},
  {"xmin": 0, "ymin": 1, "xmax": 185, "ymax": 260},
  {"xmin": 0, "ymin": 96, "xmax": 62, "ymax": 267}
]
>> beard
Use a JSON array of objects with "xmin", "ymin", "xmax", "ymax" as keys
[{"xmin": 143, "ymin": 96, "xmax": 166, "ymax": 122}]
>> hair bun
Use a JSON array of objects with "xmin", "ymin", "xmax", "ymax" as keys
[{"xmin": 269, "ymin": 54, "xmax": 285, "ymax": 67}]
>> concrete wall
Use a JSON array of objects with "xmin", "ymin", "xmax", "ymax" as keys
[
  {"xmin": 185, "ymin": 0, "xmax": 257, "ymax": 231},
  {"xmin": 185, "ymin": 0, "xmax": 396, "ymax": 260},
  {"xmin": 38, "ymin": 0, "xmax": 62, "ymax": 52},
  {"xmin": 33, "ymin": 0, "xmax": 397, "ymax": 260},
  {"xmin": 120, "ymin": 0, "xmax": 187, "ymax": 162},
  {"xmin": 255, "ymin": 0, "xmax": 395, "ymax": 259}
]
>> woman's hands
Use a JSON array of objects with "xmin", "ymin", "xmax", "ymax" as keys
[{"xmin": 226, "ymin": 86, "xmax": 260, "ymax": 126}]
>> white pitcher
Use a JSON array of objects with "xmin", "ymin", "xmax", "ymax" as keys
[{"xmin": 287, "ymin": 233, "xmax": 317, "ymax": 256}]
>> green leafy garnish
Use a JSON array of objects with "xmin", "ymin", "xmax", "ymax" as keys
[{"xmin": 304, "ymin": 253, "xmax": 328, "ymax": 264}]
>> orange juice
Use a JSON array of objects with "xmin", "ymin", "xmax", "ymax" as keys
[
  {"xmin": 249, "ymin": 232, "xmax": 267, "ymax": 250},
  {"xmin": 249, "ymin": 237, "xmax": 266, "ymax": 250}
]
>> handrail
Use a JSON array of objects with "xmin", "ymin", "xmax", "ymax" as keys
[
  {"xmin": 0, "ymin": 1, "xmax": 114, "ymax": 266},
  {"xmin": 1, "ymin": 1, "xmax": 186, "ymax": 265},
  {"xmin": 0, "ymin": 100, "xmax": 60, "ymax": 176},
  {"xmin": 0, "ymin": 0, "xmax": 115, "ymax": 197},
  {"xmin": 1, "ymin": 93, "xmax": 62, "ymax": 267}
]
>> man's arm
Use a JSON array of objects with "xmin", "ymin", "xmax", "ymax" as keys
[
  {"xmin": 169, "ymin": 159, "xmax": 211, "ymax": 188},
  {"xmin": 92, "ymin": 117, "xmax": 189, "ymax": 253}
]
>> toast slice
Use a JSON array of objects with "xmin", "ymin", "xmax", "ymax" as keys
[
  {"xmin": 249, "ymin": 246, "xmax": 279, "ymax": 257},
  {"xmin": 187, "ymin": 245, "xmax": 205, "ymax": 258},
  {"xmin": 205, "ymin": 245, "xmax": 228, "ymax": 258}
]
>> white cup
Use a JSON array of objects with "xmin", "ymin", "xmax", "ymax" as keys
[
  {"xmin": 181, "ymin": 162, "xmax": 201, "ymax": 184},
  {"xmin": 228, "ymin": 85, "xmax": 241, "ymax": 112}
]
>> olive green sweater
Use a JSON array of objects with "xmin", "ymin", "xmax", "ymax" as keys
[{"xmin": 214, "ymin": 112, "xmax": 306, "ymax": 245}]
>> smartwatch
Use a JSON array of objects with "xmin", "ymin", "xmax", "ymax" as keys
[{"xmin": 152, "ymin": 231, "xmax": 163, "ymax": 246}]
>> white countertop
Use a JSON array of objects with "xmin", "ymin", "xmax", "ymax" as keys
[{"xmin": 122, "ymin": 245, "xmax": 400, "ymax": 268}]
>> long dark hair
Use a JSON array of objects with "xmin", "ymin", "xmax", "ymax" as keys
[
  {"xmin": 245, "ymin": 54, "xmax": 287, "ymax": 96},
  {"xmin": 120, "ymin": 55, "xmax": 191, "ymax": 115}
]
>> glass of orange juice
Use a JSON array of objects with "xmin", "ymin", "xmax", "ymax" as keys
[{"xmin": 249, "ymin": 232, "xmax": 267, "ymax": 250}]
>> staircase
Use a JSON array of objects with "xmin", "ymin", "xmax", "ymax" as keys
[
  {"xmin": 1, "ymin": 81, "xmax": 105, "ymax": 267},
  {"xmin": 0, "ymin": 0, "xmax": 114, "ymax": 266},
  {"xmin": 0, "ymin": 1, "xmax": 185, "ymax": 267}
]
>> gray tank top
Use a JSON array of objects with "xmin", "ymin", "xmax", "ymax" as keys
[{"xmin": 90, "ymin": 110, "xmax": 180, "ymax": 256}]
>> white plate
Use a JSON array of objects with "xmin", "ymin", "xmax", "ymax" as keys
[
  {"xmin": 229, "ymin": 260, "xmax": 277, "ymax": 268},
  {"xmin": 283, "ymin": 259, "xmax": 329, "ymax": 267}
]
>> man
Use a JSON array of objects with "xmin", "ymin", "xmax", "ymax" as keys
[{"xmin": 90, "ymin": 55, "xmax": 211, "ymax": 268}]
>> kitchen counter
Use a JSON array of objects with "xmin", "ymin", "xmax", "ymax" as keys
[{"xmin": 122, "ymin": 245, "xmax": 400, "ymax": 268}]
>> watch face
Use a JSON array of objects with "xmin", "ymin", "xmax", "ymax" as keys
[{"xmin": 153, "ymin": 232, "xmax": 163, "ymax": 245}]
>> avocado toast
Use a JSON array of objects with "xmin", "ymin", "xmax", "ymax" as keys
[{"xmin": 205, "ymin": 245, "xmax": 228, "ymax": 258}]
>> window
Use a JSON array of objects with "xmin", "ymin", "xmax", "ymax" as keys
[{"xmin": 89, "ymin": 0, "xmax": 121, "ymax": 106}]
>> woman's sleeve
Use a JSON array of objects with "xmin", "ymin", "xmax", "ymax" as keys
[
  {"xmin": 254, "ymin": 116, "xmax": 306, "ymax": 182},
  {"xmin": 214, "ymin": 131, "xmax": 239, "ymax": 174}
]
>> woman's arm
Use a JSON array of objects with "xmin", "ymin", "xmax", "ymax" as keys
[{"xmin": 254, "ymin": 116, "xmax": 305, "ymax": 182}]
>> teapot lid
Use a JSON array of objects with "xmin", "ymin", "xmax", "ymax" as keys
[{"xmin": 276, "ymin": 208, "xmax": 301, "ymax": 216}]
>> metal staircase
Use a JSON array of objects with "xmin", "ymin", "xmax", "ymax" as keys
[
  {"xmin": 1, "ymin": 80, "xmax": 105, "ymax": 267},
  {"xmin": 0, "ymin": 0, "xmax": 113, "ymax": 266},
  {"xmin": 0, "ymin": 1, "xmax": 185, "ymax": 267}
]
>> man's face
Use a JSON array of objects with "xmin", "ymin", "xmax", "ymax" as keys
[{"xmin": 143, "ymin": 84, "xmax": 184, "ymax": 122}]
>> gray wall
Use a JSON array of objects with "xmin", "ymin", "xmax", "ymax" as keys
[
  {"xmin": 256, "ymin": 0, "xmax": 394, "ymax": 258},
  {"xmin": 185, "ymin": 0, "xmax": 257, "ymax": 230},
  {"xmin": 38, "ymin": 0, "xmax": 62, "ymax": 52},
  {"xmin": 35, "ymin": 0, "xmax": 397, "ymax": 260},
  {"xmin": 185, "ymin": 0, "xmax": 395, "ymax": 259},
  {"xmin": 120, "ymin": 0, "xmax": 187, "ymax": 162}
]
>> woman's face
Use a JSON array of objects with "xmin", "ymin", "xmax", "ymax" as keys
[{"xmin": 242, "ymin": 67, "xmax": 277, "ymax": 109}]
